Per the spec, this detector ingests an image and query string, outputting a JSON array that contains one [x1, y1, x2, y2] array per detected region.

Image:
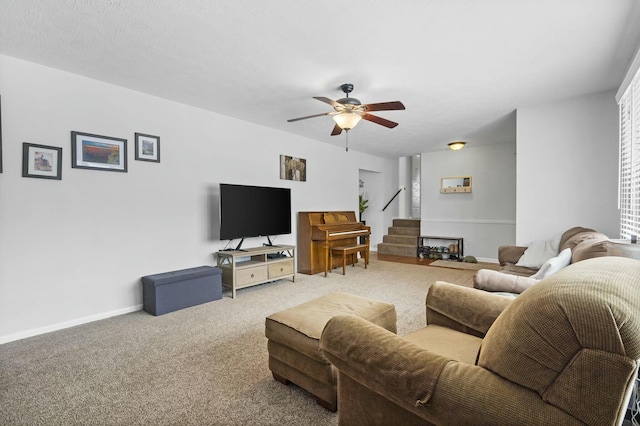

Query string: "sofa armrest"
[[320, 315, 450, 407], [320, 315, 573, 425], [426, 281, 513, 337], [474, 269, 539, 294], [498, 245, 527, 266]]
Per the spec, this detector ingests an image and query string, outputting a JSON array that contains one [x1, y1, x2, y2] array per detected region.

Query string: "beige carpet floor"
[[0, 259, 476, 425]]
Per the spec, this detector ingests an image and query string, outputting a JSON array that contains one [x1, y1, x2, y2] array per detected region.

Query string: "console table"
[[216, 245, 296, 298], [417, 236, 464, 261]]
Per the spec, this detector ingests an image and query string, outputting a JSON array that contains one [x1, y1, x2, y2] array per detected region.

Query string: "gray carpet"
[[0, 258, 476, 425]]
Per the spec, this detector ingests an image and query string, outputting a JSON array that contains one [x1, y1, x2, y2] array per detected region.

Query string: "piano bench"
[[330, 244, 369, 275]]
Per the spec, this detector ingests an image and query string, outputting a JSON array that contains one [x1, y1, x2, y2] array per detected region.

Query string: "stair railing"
[[382, 187, 405, 212]]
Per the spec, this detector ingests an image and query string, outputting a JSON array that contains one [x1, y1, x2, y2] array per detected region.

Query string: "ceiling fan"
[[287, 83, 406, 137]]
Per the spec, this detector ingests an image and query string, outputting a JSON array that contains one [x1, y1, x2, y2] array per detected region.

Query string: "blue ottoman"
[[142, 266, 222, 316]]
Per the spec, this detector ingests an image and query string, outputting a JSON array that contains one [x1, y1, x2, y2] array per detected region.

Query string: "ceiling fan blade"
[[313, 96, 342, 108], [287, 112, 332, 122], [363, 101, 405, 112], [331, 124, 343, 136], [362, 113, 399, 129]]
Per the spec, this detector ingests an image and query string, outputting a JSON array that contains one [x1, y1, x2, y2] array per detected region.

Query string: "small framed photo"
[[71, 131, 127, 172], [280, 155, 306, 182], [135, 133, 160, 163], [22, 143, 62, 180]]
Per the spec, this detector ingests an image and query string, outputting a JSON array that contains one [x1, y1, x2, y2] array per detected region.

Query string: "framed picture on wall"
[[134, 132, 160, 163], [280, 155, 306, 182], [71, 131, 127, 172], [22, 143, 62, 180]]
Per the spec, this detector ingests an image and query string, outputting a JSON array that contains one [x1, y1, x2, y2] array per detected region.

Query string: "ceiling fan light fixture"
[[448, 141, 466, 151], [333, 112, 362, 130]]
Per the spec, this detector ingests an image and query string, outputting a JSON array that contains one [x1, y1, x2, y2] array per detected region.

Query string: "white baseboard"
[[0, 304, 143, 345], [476, 257, 498, 264]]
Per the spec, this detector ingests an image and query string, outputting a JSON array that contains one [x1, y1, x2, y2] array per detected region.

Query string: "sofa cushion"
[[515, 235, 560, 268], [499, 263, 540, 277], [530, 248, 572, 280], [559, 230, 607, 253], [403, 324, 482, 365], [558, 226, 596, 251], [571, 236, 609, 263], [266, 292, 396, 341]]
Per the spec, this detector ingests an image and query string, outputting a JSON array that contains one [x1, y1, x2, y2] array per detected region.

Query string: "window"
[[618, 61, 640, 240]]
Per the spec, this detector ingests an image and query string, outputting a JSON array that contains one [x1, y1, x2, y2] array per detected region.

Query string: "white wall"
[[421, 142, 517, 261], [0, 55, 396, 343], [516, 90, 620, 244], [359, 170, 379, 240], [397, 156, 410, 218]]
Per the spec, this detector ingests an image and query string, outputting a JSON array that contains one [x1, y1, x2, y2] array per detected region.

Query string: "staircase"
[[377, 219, 420, 257]]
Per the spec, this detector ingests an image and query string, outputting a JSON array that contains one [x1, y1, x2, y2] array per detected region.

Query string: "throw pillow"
[[531, 248, 572, 280], [516, 235, 561, 268]]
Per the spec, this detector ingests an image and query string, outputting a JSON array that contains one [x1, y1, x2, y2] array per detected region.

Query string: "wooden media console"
[[216, 245, 296, 298]]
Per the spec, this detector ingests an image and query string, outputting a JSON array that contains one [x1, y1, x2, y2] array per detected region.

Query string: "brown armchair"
[[320, 257, 640, 425]]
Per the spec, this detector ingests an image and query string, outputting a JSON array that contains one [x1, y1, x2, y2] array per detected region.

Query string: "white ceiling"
[[1, 0, 640, 158]]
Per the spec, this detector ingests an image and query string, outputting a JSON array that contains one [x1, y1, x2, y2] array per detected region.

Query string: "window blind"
[[618, 65, 640, 239]]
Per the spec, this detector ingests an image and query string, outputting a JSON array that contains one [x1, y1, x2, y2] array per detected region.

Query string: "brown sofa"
[[473, 227, 610, 294], [320, 257, 640, 425], [499, 226, 609, 276]]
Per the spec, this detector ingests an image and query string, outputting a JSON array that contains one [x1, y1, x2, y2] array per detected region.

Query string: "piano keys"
[[297, 211, 371, 276]]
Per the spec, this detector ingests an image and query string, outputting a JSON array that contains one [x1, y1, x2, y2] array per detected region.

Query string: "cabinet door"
[[268, 260, 294, 279], [236, 266, 268, 286]]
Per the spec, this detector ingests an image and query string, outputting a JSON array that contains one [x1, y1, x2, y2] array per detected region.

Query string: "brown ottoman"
[[265, 292, 397, 412]]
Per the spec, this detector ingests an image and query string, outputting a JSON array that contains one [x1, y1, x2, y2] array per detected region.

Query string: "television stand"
[[215, 245, 296, 298]]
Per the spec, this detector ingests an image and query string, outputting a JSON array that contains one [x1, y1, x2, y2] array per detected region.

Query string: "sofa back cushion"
[[477, 257, 640, 425], [559, 229, 604, 252], [571, 235, 609, 263], [558, 226, 595, 250]]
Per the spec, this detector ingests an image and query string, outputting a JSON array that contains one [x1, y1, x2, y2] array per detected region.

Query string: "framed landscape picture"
[[71, 131, 127, 172], [134, 133, 160, 162], [22, 143, 62, 180]]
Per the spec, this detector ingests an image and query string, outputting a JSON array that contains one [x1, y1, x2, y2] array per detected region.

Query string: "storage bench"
[[142, 266, 222, 316]]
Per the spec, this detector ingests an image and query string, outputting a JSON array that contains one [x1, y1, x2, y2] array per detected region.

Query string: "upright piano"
[[297, 211, 371, 275]]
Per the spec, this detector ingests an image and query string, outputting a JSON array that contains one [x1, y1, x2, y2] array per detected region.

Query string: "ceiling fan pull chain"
[[346, 130, 349, 152]]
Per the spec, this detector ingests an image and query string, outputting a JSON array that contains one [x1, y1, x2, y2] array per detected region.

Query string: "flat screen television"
[[213, 183, 291, 249]]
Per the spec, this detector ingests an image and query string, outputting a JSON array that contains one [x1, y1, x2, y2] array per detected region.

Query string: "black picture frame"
[[22, 143, 62, 180], [135, 132, 160, 163], [71, 131, 127, 172]]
